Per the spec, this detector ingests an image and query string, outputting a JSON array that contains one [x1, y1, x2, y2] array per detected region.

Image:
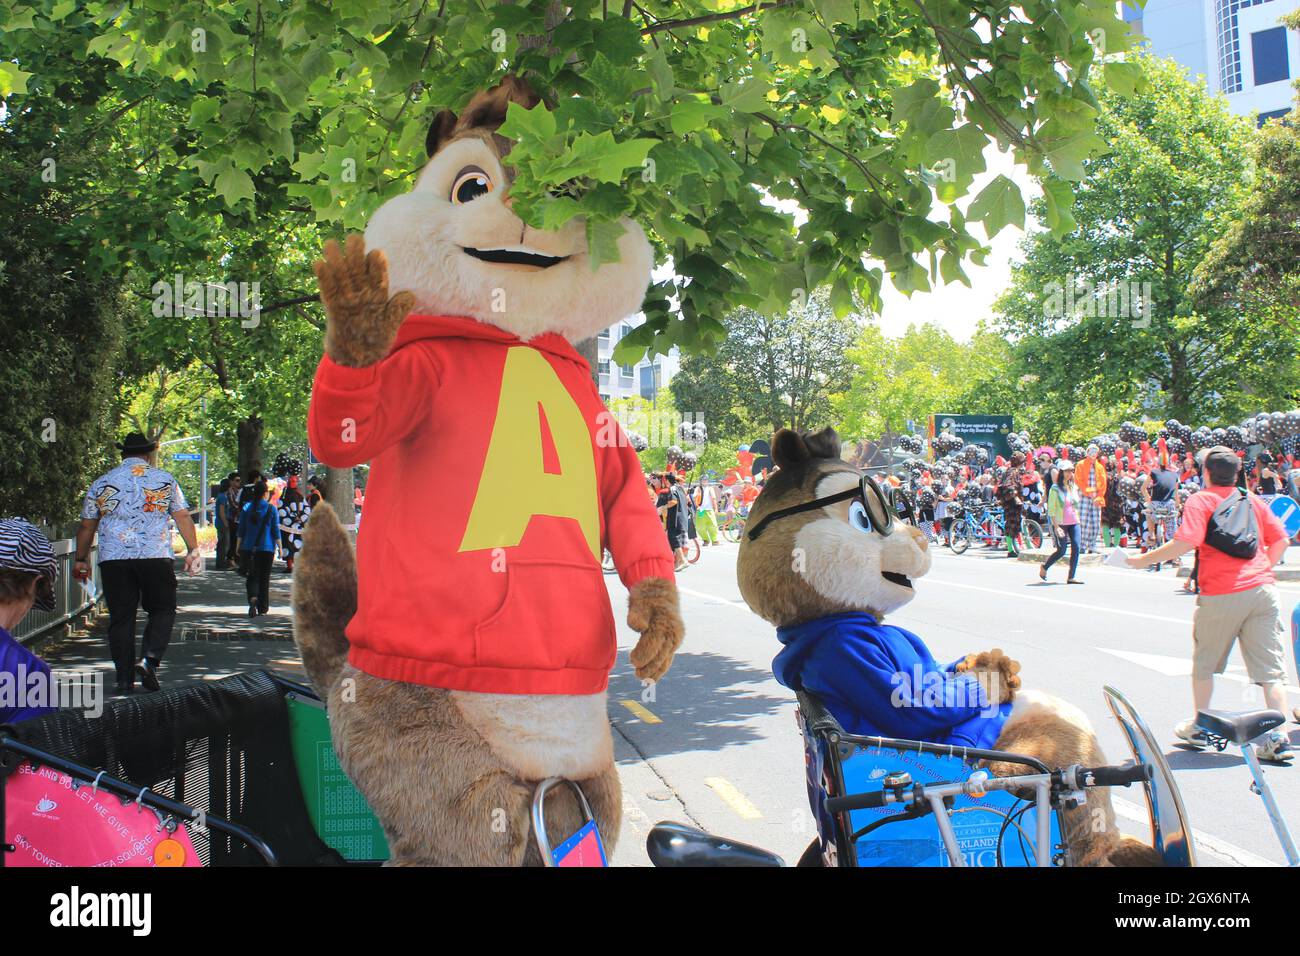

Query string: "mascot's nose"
[[905, 525, 929, 552]]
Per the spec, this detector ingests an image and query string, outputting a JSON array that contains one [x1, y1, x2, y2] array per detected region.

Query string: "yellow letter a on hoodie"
[[459, 346, 600, 560]]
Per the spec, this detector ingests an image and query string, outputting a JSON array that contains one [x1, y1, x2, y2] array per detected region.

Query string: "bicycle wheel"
[[1022, 519, 1045, 551], [685, 538, 702, 564], [722, 519, 744, 544], [949, 520, 971, 554]]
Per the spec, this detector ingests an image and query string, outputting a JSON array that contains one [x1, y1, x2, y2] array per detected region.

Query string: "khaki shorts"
[[1192, 585, 1289, 684]]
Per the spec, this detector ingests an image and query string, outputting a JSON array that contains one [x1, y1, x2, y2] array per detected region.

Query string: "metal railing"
[[12, 536, 100, 647]]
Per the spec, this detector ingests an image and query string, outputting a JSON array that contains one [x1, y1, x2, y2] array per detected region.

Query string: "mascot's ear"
[[426, 109, 459, 157], [771, 429, 810, 470], [460, 73, 542, 133], [804, 427, 842, 461]]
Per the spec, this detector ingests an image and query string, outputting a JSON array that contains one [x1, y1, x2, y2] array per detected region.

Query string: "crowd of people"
[[897, 438, 1298, 587], [645, 471, 762, 569], [5, 427, 1296, 767]]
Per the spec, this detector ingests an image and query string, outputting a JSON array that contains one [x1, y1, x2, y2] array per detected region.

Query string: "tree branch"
[[640, 0, 801, 35]]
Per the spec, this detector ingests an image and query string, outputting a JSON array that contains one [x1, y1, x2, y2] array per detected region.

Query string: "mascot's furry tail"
[[292, 502, 356, 694]]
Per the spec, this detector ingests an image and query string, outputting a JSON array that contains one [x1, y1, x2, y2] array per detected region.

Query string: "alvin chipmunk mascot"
[[293, 75, 684, 865], [737, 427, 1160, 866]]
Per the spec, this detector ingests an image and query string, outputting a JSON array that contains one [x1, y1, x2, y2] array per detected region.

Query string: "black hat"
[[116, 432, 157, 455]]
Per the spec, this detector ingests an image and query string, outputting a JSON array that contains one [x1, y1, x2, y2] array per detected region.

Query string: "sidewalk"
[[36, 559, 307, 694]]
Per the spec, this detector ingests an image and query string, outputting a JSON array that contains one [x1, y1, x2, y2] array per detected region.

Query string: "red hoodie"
[[308, 314, 674, 695]]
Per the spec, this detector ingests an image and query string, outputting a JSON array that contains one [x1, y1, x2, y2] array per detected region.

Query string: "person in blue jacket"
[[237, 480, 279, 617]]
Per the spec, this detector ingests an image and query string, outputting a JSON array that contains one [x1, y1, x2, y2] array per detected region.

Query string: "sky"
[[874, 146, 1039, 342]]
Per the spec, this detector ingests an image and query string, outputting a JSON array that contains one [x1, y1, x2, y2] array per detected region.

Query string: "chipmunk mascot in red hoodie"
[[293, 75, 684, 865]]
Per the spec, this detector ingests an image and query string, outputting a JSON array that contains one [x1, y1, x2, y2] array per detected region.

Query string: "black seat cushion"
[[1196, 708, 1284, 744]]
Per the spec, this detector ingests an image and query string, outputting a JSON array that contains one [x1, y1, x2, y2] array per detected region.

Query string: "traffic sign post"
[[173, 453, 202, 461], [1268, 495, 1300, 539]]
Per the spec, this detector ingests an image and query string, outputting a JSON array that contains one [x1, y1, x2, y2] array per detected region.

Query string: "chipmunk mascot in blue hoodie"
[[737, 427, 1161, 866]]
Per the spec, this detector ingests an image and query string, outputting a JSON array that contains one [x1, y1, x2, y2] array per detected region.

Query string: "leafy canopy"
[[1, 0, 1143, 365]]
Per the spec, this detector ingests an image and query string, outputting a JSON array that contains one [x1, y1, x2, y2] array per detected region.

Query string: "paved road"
[[37, 545, 1297, 867], [606, 541, 1300, 867]]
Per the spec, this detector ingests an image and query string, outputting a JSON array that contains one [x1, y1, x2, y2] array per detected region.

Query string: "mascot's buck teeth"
[[293, 74, 685, 866]]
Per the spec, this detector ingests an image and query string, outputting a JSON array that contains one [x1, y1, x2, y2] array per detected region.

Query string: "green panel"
[[286, 693, 390, 861]]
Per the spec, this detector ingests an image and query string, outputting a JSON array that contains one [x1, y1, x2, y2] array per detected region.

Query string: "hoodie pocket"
[[474, 559, 616, 672]]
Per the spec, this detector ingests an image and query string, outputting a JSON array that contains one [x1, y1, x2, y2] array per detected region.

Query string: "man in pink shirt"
[[1129, 446, 1293, 760]]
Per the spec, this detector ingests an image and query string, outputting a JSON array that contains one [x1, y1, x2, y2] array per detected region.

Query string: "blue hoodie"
[[773, 612, 1011, 749]]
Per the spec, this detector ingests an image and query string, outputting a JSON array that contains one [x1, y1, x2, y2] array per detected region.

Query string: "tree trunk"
[[237, 415, 263, 479], [575, 336, 599, 387], [325, 466, 355, 527]]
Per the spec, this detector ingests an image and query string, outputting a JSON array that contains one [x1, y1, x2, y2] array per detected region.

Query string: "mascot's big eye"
[[451, 168, 493, 204], [848, 500, 874, 534]]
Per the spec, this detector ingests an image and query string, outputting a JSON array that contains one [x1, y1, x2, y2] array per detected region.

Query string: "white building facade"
[[1123, 0, 1299, 122], [595, 317, 680, 404]]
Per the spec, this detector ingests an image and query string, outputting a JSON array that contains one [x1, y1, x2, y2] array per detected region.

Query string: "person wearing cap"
[[1039, 460, 1083, 583], [73, 433, 201, 696], [0, 518, 60, 724], [1128, 446, 1293, 761]]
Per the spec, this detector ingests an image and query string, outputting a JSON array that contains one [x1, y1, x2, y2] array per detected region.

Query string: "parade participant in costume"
[[1101, 454, 1124, 548], [1141, 440, 1181, 571], [737, 427, 1159, 866], [1076, 444, 1107, 553], [996, 453, 1025, 557], [294, 75, 684, 865], [278, 476, 309, 573]]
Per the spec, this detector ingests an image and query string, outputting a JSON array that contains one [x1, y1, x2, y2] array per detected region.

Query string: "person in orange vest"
[[1076, 443, 1107, 553]]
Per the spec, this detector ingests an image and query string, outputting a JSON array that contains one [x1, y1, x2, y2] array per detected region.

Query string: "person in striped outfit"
[[1076, 444, 1107, 553]]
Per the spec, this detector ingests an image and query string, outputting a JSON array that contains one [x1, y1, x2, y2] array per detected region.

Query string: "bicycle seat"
[[1195, 709, 1285, 744], [646, 822, 784, 867]]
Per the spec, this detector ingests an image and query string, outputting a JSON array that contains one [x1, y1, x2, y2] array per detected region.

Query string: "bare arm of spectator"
[[72, 518, 98, 582], [173, 509, 203, 573]]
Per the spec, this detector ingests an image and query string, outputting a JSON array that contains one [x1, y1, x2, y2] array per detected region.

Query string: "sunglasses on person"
[[746, 473, 895, 540]]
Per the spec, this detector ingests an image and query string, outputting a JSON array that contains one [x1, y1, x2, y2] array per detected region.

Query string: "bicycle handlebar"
[[823, 762, 1151, 816], [1077, 762, 1151, 788], [824, 790, 889, 814]]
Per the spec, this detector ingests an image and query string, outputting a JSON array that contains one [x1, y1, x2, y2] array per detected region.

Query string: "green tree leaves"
[[991, 54, 1292, 428], [0, 0, 1142, 365]]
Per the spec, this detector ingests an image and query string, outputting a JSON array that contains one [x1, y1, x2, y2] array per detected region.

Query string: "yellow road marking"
[[619, 700, 662, 724], [705, 777, 763, 819]]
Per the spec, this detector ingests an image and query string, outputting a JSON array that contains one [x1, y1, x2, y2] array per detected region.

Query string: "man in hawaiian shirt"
[[73, 433, 201, 695]]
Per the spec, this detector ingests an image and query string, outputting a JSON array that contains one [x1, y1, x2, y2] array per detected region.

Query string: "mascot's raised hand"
[[314, 234, 415, 369]]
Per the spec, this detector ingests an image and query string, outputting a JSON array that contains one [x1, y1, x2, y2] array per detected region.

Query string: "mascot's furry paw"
[[314, 233, 415, 368], [954, 647, 1022, 704], [627, 577, 684, 681]]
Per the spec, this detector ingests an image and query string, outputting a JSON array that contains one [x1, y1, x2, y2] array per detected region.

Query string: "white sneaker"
[[1256, 732, 1294, 763], [1174, 719, 1209, 747]]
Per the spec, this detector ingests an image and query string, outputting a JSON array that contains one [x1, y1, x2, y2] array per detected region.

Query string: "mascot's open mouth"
[[462, 245, 568, 268], [882, 571, 913, 589]]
